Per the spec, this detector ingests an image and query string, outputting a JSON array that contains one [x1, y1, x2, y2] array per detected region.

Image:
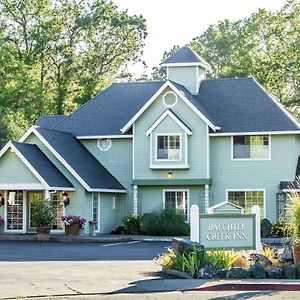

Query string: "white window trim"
[[92, 192, 101, 233], [97, 138, 112, 151], [231, 135, 271, 161], [4, 190, 27, 233], [162, 91, 178, 108], [163, 189, 190, 222], [225, 188, 266, 217], [155, 133, 182, 162]]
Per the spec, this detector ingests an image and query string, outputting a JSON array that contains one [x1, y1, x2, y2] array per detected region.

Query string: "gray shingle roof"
[[53, 82, 165, 136], [11, 141, 73, 189], [35, 127, 125, 191], [195, 78, 300, 133], [36, 115, 66, 129], [162, 45, 209, 67], [46, 78, 299, 137]]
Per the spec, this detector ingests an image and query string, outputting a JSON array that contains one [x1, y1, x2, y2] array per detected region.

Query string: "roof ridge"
[[202, 77, 252, 82]]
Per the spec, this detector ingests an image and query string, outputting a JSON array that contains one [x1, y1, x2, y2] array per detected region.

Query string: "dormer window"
[[156, 134, 181, 160]]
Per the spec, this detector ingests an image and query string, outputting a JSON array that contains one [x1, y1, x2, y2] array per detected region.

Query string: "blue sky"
[[113, 0, 286, 77]]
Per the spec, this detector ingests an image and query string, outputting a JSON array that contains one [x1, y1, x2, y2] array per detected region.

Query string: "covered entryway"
[[0, 141, 74, 234]]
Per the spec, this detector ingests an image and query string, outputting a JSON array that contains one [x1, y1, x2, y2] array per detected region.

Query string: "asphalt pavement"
[[0, 240, 170, 261]]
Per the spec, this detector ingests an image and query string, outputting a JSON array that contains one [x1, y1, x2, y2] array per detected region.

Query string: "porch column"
[[45, 190, 50, 200], [133, 185, 138, 216], [204, 184, 209, 212]]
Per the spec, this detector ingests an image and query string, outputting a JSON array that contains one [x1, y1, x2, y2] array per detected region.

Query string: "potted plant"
[[61, 215, 86, 235], [30, 199, 55, 242], [287, 192, 300, 264]]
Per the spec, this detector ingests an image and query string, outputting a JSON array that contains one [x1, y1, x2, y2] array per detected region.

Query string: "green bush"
[[170, 247, 238, 278], [270, 219, 292, 237], [141, 209, 189, 236], [30, 199, 55, 227], [122, 215, 141, 235]]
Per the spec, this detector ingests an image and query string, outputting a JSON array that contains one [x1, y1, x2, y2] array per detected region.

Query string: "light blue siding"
[[210, 135, 299, 221], [134, 86, 208, 180]]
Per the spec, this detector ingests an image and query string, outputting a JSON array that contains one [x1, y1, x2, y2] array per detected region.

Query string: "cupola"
[[161, 45, 210, 94]]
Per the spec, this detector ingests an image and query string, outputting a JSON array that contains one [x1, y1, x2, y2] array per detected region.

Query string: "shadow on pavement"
[[208, 291, 278, 300]]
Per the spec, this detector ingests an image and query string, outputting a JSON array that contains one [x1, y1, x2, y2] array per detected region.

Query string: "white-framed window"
[[98, 138, 112, 151], [163, 189, 189, 221], [232, 135, 270, 160], [92, 192, 100, 232], [156, 134, 181, 161], [226, 189, 265, 217], [112, 196, 116, 209], [163, 91, 178, 108]]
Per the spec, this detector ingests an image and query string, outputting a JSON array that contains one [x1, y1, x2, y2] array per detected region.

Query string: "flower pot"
[[65, 223, 80, 235], [292, 245, 300, 264], [36, 227, 51, 242]]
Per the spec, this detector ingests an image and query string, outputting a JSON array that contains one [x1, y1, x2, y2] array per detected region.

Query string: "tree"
[[153, 0, 300, 112], [0, 0, 147, 146]]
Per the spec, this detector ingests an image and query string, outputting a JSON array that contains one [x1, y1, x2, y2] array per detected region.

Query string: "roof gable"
[[121, 80, 218, 133], [146, 110, 192, 136], [19, 127, 125, 192], [0, 141, 74, 190]]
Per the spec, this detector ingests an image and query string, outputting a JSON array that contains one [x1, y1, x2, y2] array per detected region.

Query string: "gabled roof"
[[146, 110, 192, 136], [52, 82, 165, 136], [20, 127, 125, 193], [195, 78, 300, 134], [161, 45, 210, 68], [0, 141, 74, 190], [36, 115, 66, 129]]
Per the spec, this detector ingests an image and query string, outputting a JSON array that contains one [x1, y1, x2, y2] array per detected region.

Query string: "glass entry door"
[[6, 190, 25, 232]]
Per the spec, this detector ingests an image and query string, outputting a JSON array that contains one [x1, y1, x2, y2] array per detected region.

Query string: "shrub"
[[288, 192, 300, 244], [111, 224, 126, 235], [122, 215, 141, 235], [31, 199, 55, 227], [208, 250, 239, 271], [270, 219, 292, 237], [232, 255, 250, 269], [261, 246, 277, 263], [141, 209, 189, 236]]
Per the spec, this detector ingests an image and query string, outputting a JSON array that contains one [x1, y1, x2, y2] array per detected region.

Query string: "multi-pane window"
[[6, 190, 23, 231], [164, 190, 188, 221], [233, 135, 270, 159], [157, 135, 180, 160], [228, 190, 265, 217], [92, 193, 99, 232], [50, 192, 64, 230]]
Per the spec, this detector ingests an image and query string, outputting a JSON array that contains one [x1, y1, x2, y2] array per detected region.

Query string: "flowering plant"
[[0, 216, 4, 225], [61, 215, 86, 229]]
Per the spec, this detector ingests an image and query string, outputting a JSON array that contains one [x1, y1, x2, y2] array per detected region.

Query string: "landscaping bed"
[[156, 239, 300, 280]]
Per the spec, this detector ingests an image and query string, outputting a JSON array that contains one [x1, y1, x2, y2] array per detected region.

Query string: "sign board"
[[199, 214, 256, 250], [190, 204, 261, 252]]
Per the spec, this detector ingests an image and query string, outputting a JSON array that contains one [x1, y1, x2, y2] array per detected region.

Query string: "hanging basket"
[[65, 223, 80, 235]]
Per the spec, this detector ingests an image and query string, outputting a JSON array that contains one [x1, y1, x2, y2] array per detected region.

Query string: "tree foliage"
[[153, 0, 300, 112], [0, 0, 147, 146]]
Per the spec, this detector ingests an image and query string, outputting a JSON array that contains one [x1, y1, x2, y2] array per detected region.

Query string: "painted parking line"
[[102, 240, 141, 247]]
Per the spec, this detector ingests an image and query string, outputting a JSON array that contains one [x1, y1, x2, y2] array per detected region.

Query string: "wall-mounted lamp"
[[0, 193, 4, 207], [168, 171, 173, 179], [10, 147, 15, 153], [62, 192, 70, 207]]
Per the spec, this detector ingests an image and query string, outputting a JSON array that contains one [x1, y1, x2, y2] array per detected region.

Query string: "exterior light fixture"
[[10, 148, 15, 153], [168, 171, 173, 179], [0, 193, 4, 207], [62, 192, 70, 207]]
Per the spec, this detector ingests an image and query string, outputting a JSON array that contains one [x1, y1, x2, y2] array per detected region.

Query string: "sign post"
[[190, 204, 199, 243]]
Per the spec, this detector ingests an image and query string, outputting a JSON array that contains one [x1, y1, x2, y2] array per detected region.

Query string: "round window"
[[98, 139, 112, 151], [163, 92, 178, 107]]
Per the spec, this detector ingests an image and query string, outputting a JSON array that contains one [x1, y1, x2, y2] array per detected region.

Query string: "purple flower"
[[61, 215, 86, 228]]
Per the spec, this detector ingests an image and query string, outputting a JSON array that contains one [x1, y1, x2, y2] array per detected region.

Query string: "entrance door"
[[5, 190, 25, 232], [28, 191, 43, 229]]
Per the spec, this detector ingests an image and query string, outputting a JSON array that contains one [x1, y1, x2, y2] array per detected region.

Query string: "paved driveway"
[[0, 240, 170, 261]]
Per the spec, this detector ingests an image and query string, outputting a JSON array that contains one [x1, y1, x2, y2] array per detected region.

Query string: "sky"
[[113, 0, 287, 77]]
